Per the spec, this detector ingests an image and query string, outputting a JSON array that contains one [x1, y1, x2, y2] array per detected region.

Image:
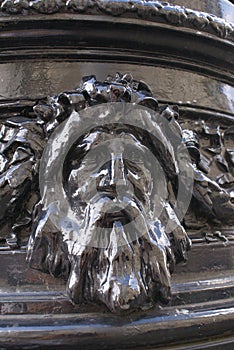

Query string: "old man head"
[[27, 74, 191, 312]]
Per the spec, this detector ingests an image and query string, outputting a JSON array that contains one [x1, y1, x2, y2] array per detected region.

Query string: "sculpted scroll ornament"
[[0, 73, 234, 313]]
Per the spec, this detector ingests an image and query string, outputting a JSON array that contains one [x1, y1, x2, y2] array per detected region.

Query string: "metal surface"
[[0, 0, 233, 349]]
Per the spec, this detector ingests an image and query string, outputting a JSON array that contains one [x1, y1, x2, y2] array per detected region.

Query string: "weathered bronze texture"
[[25, 73, 192, 313], [0, 0, 233, 349]]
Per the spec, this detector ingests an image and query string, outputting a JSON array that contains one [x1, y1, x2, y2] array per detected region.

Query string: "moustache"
[[75, 193, 148, 249], [92, 194, 143, 224]]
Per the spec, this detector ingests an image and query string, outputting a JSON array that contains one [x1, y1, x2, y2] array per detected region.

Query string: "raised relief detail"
[[0, 73, 234, 312], [0, 0, 233, 39]]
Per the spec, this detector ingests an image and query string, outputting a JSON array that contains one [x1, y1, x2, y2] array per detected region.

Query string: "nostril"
[[96, 175, 117, 193], [97, 183, 117, 196], [97, 174, 107, 189]]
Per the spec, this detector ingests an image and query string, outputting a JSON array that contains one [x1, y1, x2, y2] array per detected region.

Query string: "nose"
[[97, 153, 128, 193], [110, 153, 127, 187]]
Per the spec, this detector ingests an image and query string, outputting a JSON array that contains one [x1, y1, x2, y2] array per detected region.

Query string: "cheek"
[[68, 165, 99, 202], [127, 163, 153, 194]]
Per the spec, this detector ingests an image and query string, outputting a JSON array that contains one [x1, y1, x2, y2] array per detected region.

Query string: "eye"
[[85, 146, 110, 166], [124, 147, 144, 163], [97, 154, 111, 167]]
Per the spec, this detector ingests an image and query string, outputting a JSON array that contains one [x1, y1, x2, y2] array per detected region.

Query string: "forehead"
[[79, 126, 149, 151]]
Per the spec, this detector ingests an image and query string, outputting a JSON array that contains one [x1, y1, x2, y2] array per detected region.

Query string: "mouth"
[[77, 193, 149, 248], [97, 208, 133, 227], [82, 192, 146, 230]]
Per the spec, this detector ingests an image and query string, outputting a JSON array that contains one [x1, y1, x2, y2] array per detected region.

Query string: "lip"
[[107, 210, 126, 218], [97, 204, 140, 227]]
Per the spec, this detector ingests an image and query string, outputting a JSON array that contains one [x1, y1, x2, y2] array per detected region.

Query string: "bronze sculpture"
[[27, 73, 192, 312], [1, 73, 233, 313], [0, 0, 233, 348]]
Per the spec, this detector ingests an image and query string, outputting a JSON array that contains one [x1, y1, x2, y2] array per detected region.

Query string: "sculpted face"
[[62, 125, 172, 311], [64, 125, 167, 233], [27, 75, 192, 313], [66, 130, 152, 215]]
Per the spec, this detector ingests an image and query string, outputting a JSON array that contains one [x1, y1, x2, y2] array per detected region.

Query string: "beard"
[[27, 193, 178, 313], [66, 194, 174, 313]]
